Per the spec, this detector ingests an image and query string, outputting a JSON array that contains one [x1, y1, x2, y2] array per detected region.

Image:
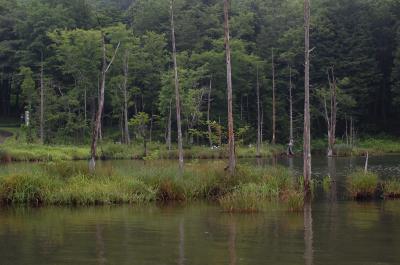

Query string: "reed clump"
[[219, 166, 304, 212], [346, 170, 378, 199], [382, 179, 400, 199], [0, 162, 301, 210]]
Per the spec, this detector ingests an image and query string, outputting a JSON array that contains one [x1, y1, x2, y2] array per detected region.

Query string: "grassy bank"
[[0, 141, 284, 162], [0, 162, 303, 211], [312, 137, 400, 156]]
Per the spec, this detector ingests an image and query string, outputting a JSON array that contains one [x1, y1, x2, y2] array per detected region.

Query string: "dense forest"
[[1, 0, 400, 145]]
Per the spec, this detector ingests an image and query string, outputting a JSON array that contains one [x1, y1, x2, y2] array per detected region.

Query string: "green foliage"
[[382, 179, 400, 199], [1, 0, 400, 143], [346, 170, 378, 199], [0, 162, 302, 208]]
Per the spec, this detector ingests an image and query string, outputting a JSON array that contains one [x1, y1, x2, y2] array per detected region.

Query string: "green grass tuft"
[[346, 170, 378, 199]]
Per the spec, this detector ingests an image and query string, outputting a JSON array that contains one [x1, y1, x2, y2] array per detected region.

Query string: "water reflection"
[[1, 203, 400, 264], [304, 200, 313, 265], [96, 224, 106, 265], [228, 217, 236, 265], [178, 218, 185, 265]]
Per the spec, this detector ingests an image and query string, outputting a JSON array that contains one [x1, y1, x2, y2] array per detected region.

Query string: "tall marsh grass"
[[0, 162, 301, 211], [346, 170, 378, 199]]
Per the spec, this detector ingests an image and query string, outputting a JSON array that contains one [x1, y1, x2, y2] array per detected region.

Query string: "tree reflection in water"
[[178, 218, 185, 265], [96, 224, 106, 265], [304, 200, 313, 265]]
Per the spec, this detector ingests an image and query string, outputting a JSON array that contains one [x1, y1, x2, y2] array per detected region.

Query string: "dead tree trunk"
[[256, 65, 261, 157], [224, 0, 236, 174], [271, 48, 276, 145], [89, 34, 120, 171], [289, 66, 293, 141], [123, 50, 130, 145], [303, 0, 312, 194], [287, 65, 294, 156], [167, 97, 172, 150], [261, 103, 264, 146], [170, 0, 184, 171], [40, 52, 44, 144], [207, 78, 213, 147], [324, 67, 337, 157]]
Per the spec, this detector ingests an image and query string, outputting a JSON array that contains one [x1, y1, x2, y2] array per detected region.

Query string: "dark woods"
[[1, 0, 400, 145]]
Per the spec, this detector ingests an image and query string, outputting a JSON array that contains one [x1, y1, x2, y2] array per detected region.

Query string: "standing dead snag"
[[224, 0, 236, 174], [89, 33, 120, 172], [303, 0, 312, 194], [256, 65, 261, 157], [40, 51, 44, 144], [122, 49, 131, 145], [207, 77, 213, 147], [324, 67, 337, 157], [170, 0, 184, 171], [271, 48, 276, 145], [287, 65, 294, 156]]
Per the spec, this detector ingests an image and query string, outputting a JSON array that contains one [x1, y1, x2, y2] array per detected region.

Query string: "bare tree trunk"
[[123, 50, 130, 145], [364, 152, 369, 173], [326, 67, 337, 157], [149, 110, 153, 144], [256, 65, 261, 157], [170, 0, 184, 171], [271, 48, 276, 145], [345, 115, 348, 145], [303, 0, 312, 194], [261, 103, 264, 146], [89, 34, 120, 171], [84, 86, 87, 128], [40, 52, 44, 144], [224, 0, 236, 174], [240, 96, 243, 121], [167, 97, 172, 150], [208, 78, 213, 147], [287, 65, 294, 156], [289, 66, 293, 141]]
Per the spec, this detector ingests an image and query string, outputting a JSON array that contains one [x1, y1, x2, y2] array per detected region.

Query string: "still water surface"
[[0, 156, 400, 265]]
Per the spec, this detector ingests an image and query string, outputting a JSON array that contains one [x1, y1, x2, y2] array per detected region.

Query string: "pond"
[[0, 155, 400, 264]]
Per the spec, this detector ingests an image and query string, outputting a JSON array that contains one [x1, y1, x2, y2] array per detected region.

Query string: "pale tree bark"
[[289, 66, 293, 141], [122, 50, 130, 145], [324, 67, 337, 157], [167, 97, 172, 151], [89, 34, 120, 171], [261, 103, 264, 146], [224, 0, 236, 174], [207, 78, 213, 147], [287, 65, 294, 156], [303, 0, 312, 193], [256, 65, 261, 157], [40, 51, 44, 144], [271, 48, 276, 144], [149, 110, 153, 144], [170, 0, 184, 171]]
